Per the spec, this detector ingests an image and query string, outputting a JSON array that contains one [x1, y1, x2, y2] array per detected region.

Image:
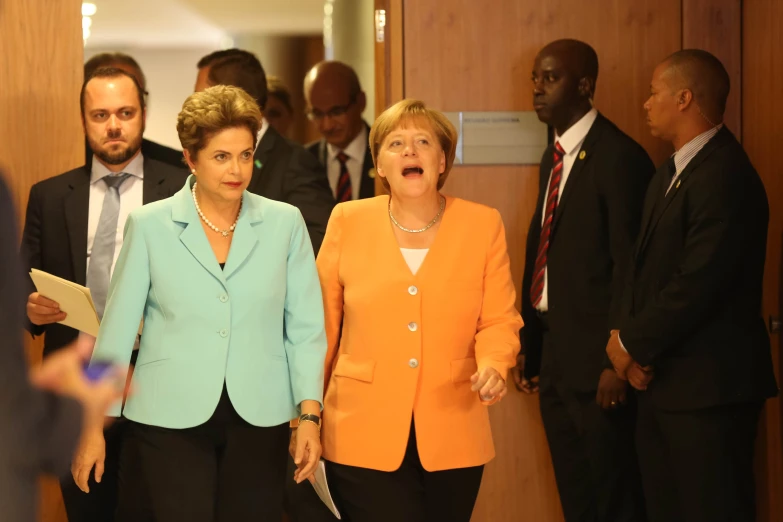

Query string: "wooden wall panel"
[[0, 0, 84, 223], [373, 0, 404, 195], [743, 2, 783, 521], [0, 1, 83, 521], [401, 1, 680, 520], [682, 0, 742, 138]]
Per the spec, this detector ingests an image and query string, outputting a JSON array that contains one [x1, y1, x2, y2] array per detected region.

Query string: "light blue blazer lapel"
[[224, 193, 263, 279], [171, 176, 227, 288]]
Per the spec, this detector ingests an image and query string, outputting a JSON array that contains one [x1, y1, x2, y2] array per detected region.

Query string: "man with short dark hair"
[[516, 39, 653, 522], [21, 67, 187, 522], [606, 49, 778, 522], [84, 52, 185, 169], [304, 60, 376, 201], [194, 48, 263, 93], [195, 49, 334, 254]]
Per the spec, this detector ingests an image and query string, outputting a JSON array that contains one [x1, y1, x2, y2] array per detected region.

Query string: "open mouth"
[[402, 166, 423, 177]]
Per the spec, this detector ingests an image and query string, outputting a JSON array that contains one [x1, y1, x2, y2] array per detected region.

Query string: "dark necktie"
[[664, 156, 677, 196], [336, 151, 352, 202], [530, 142, 565, 308]]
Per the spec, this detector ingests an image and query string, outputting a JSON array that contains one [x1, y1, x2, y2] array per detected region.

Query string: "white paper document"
[[310, 459, 341, 519], [29, 269, 100, 336], [29, 269, 144, 338]]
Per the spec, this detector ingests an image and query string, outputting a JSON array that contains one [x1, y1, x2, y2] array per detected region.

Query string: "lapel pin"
[[579, 150, 586, 160], [369, 168, 377, 179], [254, 159, 262, 169], [675, 179, 681, 189]]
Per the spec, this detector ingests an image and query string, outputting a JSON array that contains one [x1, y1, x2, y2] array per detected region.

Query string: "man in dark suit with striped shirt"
[[607, 49, 777, 522]]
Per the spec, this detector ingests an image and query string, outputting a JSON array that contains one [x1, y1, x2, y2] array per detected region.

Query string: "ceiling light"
[[82, 3, 97, 17]]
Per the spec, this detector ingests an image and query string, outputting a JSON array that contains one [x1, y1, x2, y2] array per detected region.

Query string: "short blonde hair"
[[177, 85, 262, 159], [369, 99, 457, 191]]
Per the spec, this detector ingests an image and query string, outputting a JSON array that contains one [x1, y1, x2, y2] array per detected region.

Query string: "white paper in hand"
[[29, 269, 100, 336], [310, 459, 341, 519]]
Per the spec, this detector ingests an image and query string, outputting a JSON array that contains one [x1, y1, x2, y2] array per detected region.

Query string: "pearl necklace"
[[191, 181, 241, 238], [388, 196, 445, 233]]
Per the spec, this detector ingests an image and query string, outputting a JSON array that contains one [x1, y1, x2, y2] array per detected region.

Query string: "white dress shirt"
[[86, 153, 144, 278], [400, 248, 429, 275], [536, 108, 599, 312], [665, 123, 723, 195], [327, 126, 368, 200]]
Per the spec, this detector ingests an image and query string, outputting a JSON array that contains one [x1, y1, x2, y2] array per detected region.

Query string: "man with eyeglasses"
[[304, 61, 376, 201], [196, 49, 335, 254]]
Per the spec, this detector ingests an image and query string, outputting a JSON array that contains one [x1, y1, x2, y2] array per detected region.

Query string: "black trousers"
[[59, 420, 125, 522], [59, 344, 143, 522], [284, 443, 339, 522], [636, 393, 763, 522], [326, 420, 484, 522], [115, 384, 289, 522], [539, 328, 646, 522]]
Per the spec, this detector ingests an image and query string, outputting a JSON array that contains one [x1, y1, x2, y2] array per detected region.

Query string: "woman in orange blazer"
[[314, 99, 523, 522]]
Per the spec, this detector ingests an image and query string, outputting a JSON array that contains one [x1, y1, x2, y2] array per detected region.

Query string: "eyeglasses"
[[306, 95, 356, 122]]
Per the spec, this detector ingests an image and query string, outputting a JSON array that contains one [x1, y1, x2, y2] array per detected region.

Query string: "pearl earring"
[[191, 169, 196, 175]]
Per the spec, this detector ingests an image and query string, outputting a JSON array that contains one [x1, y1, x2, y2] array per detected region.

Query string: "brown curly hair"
[[177, 85, 262, 159]]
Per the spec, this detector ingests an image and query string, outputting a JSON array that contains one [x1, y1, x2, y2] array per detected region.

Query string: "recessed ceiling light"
[[82, 3, 97, 17]]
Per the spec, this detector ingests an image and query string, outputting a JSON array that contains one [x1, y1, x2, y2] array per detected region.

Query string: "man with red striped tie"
[[304, 61, 377, 203], [513, 40, 654, 522]]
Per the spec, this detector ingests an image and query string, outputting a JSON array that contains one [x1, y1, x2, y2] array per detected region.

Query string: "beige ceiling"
[[85, 0, 324, 48]]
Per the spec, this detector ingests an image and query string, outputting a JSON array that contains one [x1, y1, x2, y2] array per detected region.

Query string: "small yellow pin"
[[369, 168, 377, 179], [579, 150, 586, 160], [675, 179, 681, 189]]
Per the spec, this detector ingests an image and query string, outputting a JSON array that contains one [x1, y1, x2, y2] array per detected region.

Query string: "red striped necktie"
[[530, 141, 565, 308], [336, 151, 352, 202]]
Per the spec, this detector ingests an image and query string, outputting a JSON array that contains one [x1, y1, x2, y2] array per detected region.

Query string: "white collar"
[[553, 108, 598, 155]]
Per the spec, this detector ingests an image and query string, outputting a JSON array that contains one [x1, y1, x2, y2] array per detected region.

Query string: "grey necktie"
[[87, 173, 131, 318]]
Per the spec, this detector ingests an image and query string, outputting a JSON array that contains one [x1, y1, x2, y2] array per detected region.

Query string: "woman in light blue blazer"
[[73, 85, 327, 522]]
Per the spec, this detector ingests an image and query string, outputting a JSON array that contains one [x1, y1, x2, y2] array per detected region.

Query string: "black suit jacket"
[[0, 172, 83, 522], [522, 113, 655, 391], [21, 158, 187, 356], [306, 122, 377, 201], [248, 126, 335, 255], [619, 127, 778, 410]]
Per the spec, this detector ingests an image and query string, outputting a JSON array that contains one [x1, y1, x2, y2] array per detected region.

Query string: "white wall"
[[85, 47, 215, 150]]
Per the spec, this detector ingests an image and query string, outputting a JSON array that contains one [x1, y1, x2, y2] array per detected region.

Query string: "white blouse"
[[400, 248, 429, 275]]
